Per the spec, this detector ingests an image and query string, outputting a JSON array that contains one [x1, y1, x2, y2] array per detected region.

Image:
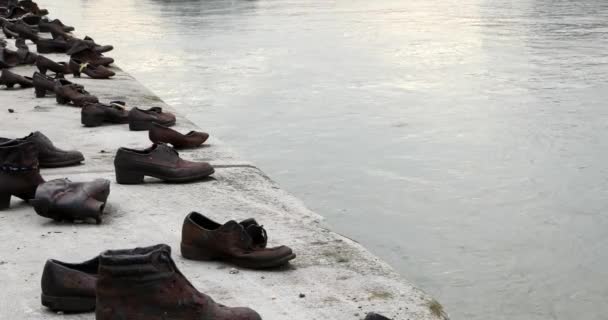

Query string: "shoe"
[[96, 244, 262, 320], [33, 72, 70, 97], [0, 132, 84, 168], [81, 101, 128, 127], [128, 107, 176, 131], [36, 37, 70, 54], [41, 256, 98, 312], [68, 45, 113, 66], [364, 313, 392, 320], [0, 69, 33, 88], [36, 55, 70, 75], [83, 35, 112, 53], [38, 18, 73, 33], [2, 20, 37, 41], [181, 212, 295, 269], [0, 140, 44, 210], [0, 48, 18, 68], [114, 143, 214, 184], [148, 123, 209, 149], [69, 58, 114, 79], [18, 0, 47, 16], [54, 79, 99, 106], [32, 178, 110, 223]]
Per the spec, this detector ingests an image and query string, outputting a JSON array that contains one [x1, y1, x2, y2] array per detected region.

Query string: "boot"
[[96, 244, 262, 320], [41, 255, 98, 312], [148, 123, 209, 149], [68, 45, 113, 67], [31, 178, 110, 223], [38, 18, 73, 33], [54, 79, 99, 106], [2, 20, 37, 41], [0, 69, 33, 88], [0, 141, 44, 210], [36, 37, 70, 54]]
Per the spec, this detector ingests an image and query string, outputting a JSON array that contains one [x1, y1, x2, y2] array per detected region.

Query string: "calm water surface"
[[44, 1, 608, 319]]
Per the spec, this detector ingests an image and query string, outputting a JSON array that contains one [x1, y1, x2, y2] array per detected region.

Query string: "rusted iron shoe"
[[68, 44, 113, 66], [0, 131, 84, 168], [36, 37, 70, 54], [83, 35, 113, 53], [69, 58, 114, 79], [0, 69, 32, 88], [38, 18, 73, 33], [32, 178, 110, 223], [0, 141, 44, 210], [36, 54, 69, 74], [365, 313, 392, 320], [96, 244, 262, 320], [181, 212, 295, 269], [128, 107, 176, 131], [149, 123, 209, 149], [55, 79, 99, 106], [41, 256, 98, 312], [114, 143, 214, 184], [81, 101, 128, 127], [33, 72, 71, 97], [0, 46, 35, 67], [2, 20, 38, 41]]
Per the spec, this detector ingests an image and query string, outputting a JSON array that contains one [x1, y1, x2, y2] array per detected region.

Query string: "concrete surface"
[[0, 41, 448, 319]]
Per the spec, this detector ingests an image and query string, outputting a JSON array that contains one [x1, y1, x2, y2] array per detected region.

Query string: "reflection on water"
[[42, 0, 608, 319]]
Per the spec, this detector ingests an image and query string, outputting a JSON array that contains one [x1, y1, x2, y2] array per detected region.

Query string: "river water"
[[42, 1, 608, 319]]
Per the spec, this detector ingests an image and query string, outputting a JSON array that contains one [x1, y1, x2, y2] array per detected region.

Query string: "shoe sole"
[[115, 166, 215, 184], [40, 156, 85, 168], [181, 243, 296, 269], [41, 293, 95, 313]]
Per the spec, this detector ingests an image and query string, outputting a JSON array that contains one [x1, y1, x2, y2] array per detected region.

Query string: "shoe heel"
[[41, 294, 96, 312], [181, 243, 217, 261], [35, 87, 46, 98], [115, 168, 144, 184], [0, 193, 11, 210]]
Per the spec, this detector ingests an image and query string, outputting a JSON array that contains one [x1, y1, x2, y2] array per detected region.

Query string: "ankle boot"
[[0, 131, 84, 168], [0, 141, 44, 210], [31, 178, 110, 223], [96, 244, 262, 320], [33, 72, 67, 97], [0, 69, 33, 88], [36, 37, 70, 54]]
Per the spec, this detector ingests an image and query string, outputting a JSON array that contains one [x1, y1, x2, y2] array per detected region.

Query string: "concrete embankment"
[[0, 40, 447, 319]]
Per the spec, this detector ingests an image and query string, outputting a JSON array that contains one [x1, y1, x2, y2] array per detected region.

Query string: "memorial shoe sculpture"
[[41, 255, 99, 312], [181, 212, 296, 269], [31, 178, 110, 223], [96, 244, 262, 320], [148, 123, 209, 149], [81, 101, 129, 127], [0, 131, 84, 167], [0, 140, 44, 210]]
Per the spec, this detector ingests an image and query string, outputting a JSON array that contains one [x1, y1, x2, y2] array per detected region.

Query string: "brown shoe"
[[41, 256, 98, 313], [54, 79, 99, 106], [68, 46, 113, 67], [36, 37, 70, 54], [2, 20, 38, 41], [96, 244, 262, 320], [113, 143, 214, 184], [149, 123, 209, 149], [0, 131, 84, 168], [69, 58, 114, 79], [36, 55, 70, 75], [81, 101, 128, 127], [0, 141, 44, 210], [31, 178, 110, 223], [0, 69, 32, 88], [128, 107, 176, 131], [181, 212, 295, 269], [83, 35, 113, 53], [33, 72, 69, 97], [38, 18, 74, 33]]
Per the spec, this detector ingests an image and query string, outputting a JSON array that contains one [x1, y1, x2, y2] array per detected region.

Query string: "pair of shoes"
[[42, 244, 262, 319], [2, 19, 38, 41], [36, 35, 112, 55], [33, 72, 98, 106], [80, 104, 174, 128]]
